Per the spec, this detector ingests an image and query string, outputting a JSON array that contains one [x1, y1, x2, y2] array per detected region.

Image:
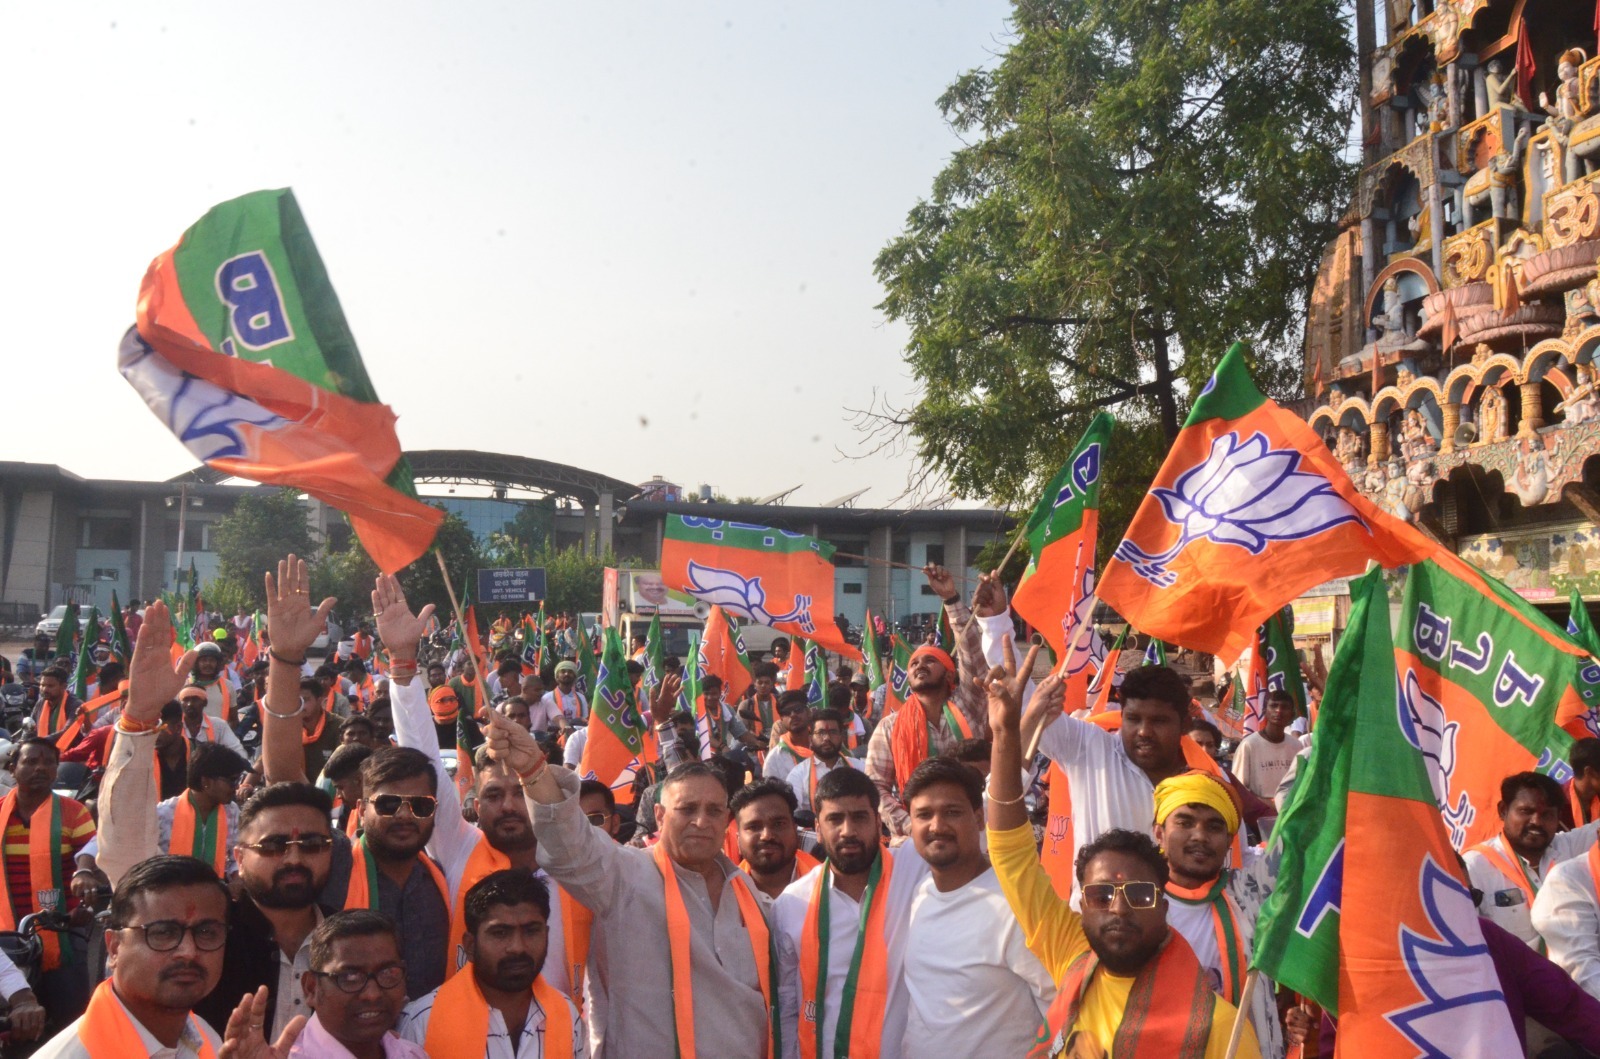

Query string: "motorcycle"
[[0, 688, 28, 739]]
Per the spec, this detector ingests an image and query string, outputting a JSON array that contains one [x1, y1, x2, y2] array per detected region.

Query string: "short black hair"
[[809, 708, 846, 730], [186, 742, 248, 790], [903, 757, 984, 809], [360, 746, 437, 792], [753, 662, 779, 681], [815, 766, 878, 812], [16, 736, 59, 764], [664, 655, 683, 673], [1075, 828, 1170, 888], [497, 659, 522, 679], [40, 666, 69, 684], [427, 661, 447, 674], [1118, 665, 1191, 721], [729, 777, 797, 819], [1500, 771, 1563, 810], [1572, 738, 1600, 778], [299, 677, 323, 697], [308, 910, 398, 972], [345, 659, 368, 674], [778, 690, 811, 714], [108, 855, 225, 930], [770, 637, 790, 653], [324, 743, 376, 784], [948, 738, 991, 764], [160, 700, 183, 724], [701, 674, 724, 692], [341, 714, 376, 737], [97, 661, 125, 685], [237, 782, 334, 836], [1186, 718, 1224, 745], [578, 779, 616, 814], [313, 664, 337, 681], [826, 685, 852, 711], [625, 660, 644, 678], [1265, 688, 1296, 708], [463, 869, 551, 933]]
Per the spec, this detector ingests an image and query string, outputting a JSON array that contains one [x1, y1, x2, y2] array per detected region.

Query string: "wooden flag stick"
[[434, 550, 492, 682], [1021, 589, 1100, 761], [1222, 969, 1260, 1059]]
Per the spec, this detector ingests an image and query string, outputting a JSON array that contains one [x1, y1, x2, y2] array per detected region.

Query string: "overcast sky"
[[1, 2, 1014, 507]]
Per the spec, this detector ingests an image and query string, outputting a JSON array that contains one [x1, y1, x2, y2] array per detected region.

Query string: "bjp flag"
[[1253, 570, 1521, 1057], [700, 605, 754, 705], [579, 628, 649, 805], [121, 189, 442, 573], [1395, 558, 1595, 850], [1098, 343, 1438, 664], [660, 516, 861, 660]]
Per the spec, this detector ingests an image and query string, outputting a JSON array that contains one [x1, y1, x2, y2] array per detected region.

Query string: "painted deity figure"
[[1479, 383, 1510, 443], [1485, 58, 1522, 112], [1511, 434, 1551, 506], [1563, 363, 1600, 424], [1401, 408, 1439, 461], [1375, 278, 1413, 346], [1541, 50, 1586, 123], [1336, 425, 1367, 472]]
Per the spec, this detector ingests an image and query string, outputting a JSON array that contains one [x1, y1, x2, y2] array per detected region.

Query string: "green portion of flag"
[[643, 613, 665, 695], [862, 612, 886, 692], [1020, 412, 1113, 559], [54, 602, 80, 665], [1142, 639, 1167, 666], [664, 515, 836, 560], [888, 635, 913, 703], [801, 641, 825, 707], [1185, 342, 1268, 423], [575, 620, 599, 699], [593, 628, 646, 755], [1261, 610, 1308, 714], [1251, 569, 1382, 1010], [110, 592, 131, 661], [1569, 589, 1600, 657], [71, 607, 99, 699]]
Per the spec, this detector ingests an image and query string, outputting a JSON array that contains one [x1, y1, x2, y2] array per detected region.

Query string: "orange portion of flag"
[[700, 606, 753, 705]]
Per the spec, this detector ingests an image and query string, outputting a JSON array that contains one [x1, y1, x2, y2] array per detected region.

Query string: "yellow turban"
[[1153, 771, 1241, 835]]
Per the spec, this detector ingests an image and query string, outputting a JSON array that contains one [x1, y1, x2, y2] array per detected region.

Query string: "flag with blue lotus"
[[1098, 342, 1440, 664]]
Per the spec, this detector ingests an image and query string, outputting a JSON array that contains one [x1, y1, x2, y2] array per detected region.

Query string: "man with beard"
[[901, 757, 1055, 1056], [32, 855, 236, 1058], [485, 714, 775, 1058], [187, 641, 235, 721], [1470, 772, 1600, 950], [864, 564, 989, 842], [985, 641, 1260, 1059], [541, 662, 586, 724], [33, 667, 82, 741], [761, 694, 813, 785], [785, 710, 864, 814], [177, 686, 247, 755], [730, 779, 818, 900], [774, 767, 929, 1059], [399, 871, 586, 1058]]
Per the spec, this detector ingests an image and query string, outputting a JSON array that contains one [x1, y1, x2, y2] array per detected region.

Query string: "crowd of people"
[[0, 554, 1596, 1057]]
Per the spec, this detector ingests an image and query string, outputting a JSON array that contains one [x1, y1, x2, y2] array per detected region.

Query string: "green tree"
[[872, 0, 1353, 538], [314, 506, 479, 622], [213, 489, 317, 607]]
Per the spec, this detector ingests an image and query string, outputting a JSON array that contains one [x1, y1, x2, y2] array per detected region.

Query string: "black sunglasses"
[[371, 795, 437, 819], [242, 835, 334, 857]]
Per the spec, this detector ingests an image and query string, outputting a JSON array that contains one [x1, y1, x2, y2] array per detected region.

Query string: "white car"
[[34, 604, 79, 639]]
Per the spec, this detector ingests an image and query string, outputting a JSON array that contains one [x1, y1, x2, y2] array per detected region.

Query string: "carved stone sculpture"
[[1485, 58, 1522, 112], [1479, 383, 1510, 443]]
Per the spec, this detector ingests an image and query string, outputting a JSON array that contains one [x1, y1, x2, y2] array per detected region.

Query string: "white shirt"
[[397, 979, 587, 1059], [763, 744, 807, 785], [182, 714, 245, 756], [774, 847, 931, 1059], [274, 906, 323, 1034], [31, 989, 222, 1059], [1533, 851, 1600, 1000], [543, 688, 587, 721], [563, 727, 588, 769], [1231, 730, 1301, 801], [1467, 823, 1600, 948], [900, 868, 1055, 1056], [524, 696, 565, 733], [785, 757, 865, 814]]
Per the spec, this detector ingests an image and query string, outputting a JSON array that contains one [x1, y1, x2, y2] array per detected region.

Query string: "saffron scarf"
[[53, 688, 121, 753], [739, 848, 821, 884], [1469, 833, 1541, 909], [36, 695, 73, 739], [889, 709, 938, 790], [345, 836, 452, 976], [423, 964, 574, 1059], [77, 980, 218, 1058], [169, 792, 228, 877], [0, 792, 65, 969], [652, 841, 777, 1058], [778, 734, 813, 764], [1030, 930, 1215, 1059], [1572, 782, 1599, 827], [796, 850, 895, 1059], [301, 711, 328, 746], [1165, 874, 1246, 1005]]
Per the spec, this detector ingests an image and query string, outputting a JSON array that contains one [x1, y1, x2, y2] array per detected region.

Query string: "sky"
[[1, 2, 1016, 507]]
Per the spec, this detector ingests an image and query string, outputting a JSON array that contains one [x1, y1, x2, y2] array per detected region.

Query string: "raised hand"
[[264, 555, 335, 660], [124, 601, 198, 726], [923, 563, 957, 602], [219, 986, 305, 1059], [370, 573, 435, 663], [651, 672, 683, 717], [484, 706, 545, 777], [971, 570, 1010, 618], [984, 633, 1041, 735]]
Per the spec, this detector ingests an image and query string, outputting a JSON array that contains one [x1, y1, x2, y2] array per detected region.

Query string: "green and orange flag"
[[579, 627, 649, 805], [1099, 343, 1438, 663], [660, 515, 861, 660], [861, 610, 887, 698], [1254, 569, 1521, 1055], [699, 605, 754, 705], [120, 189, 442, 573], [109, 591, 131, 662], [885, 635, 913, 715], [1397, 557, 1594, 848]]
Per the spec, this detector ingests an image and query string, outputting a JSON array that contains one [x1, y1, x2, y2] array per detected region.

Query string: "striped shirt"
[[5, 797, 95, 916]]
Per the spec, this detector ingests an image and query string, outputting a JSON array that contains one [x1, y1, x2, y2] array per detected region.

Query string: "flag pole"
[[434, 550, 489, 681], [1022, 589, 1100, 761], [1222, 970, 1260, 1059]]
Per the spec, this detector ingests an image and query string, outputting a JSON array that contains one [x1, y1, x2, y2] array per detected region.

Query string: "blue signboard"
[[476, 568, 547, 604]]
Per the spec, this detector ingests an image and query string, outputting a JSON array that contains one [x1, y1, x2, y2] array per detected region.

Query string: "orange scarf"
[[37, 695, 72, 739], [778, 734, 813, 764], [169, 792, 228, 877], [345, 836, 452, 977], [653, 841, 776, 1058], [53, 688, 121, 752], [188, 679, 233, 723], [185, 715, 220, 748], [796, 850, 895, 1059], [1469, 834, 1540, 908], [890, 707, 937, 789], [0, 792, 65, 969], [1165, 875, 1247, 1005], [301, 711, 328, 746], [1572, 782, 1599, 827], [1030, 930, 1215, 1059], [77, 980, 217, 1058], [740, 848, 821, 885], [423, 963, 574, 1059]]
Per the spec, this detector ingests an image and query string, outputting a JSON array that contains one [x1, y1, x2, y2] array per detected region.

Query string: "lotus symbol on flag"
[[685, 561, 813, 632], [1388, 855, 1513, 1057], [1113, 431, 1365, 587], [1398, 668, 1475, 848]]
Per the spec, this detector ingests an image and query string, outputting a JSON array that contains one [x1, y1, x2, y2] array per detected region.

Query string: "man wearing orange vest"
[[863, 566, 990, 842], [399, 870, 585, 1058], [370, 573, 593, 1032]]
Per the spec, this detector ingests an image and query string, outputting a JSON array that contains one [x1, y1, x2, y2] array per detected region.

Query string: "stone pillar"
[[597, 491, 614, 558], [1371, 421, 1391, 463], [582, 503, 597, 557], [1519, 380, 1545, 437], [1440, 401, 1461, 453], [1361, 217, 1379, 339]]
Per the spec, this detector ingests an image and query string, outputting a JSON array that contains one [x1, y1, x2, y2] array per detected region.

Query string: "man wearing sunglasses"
[[985, 640, 1261, 1058]]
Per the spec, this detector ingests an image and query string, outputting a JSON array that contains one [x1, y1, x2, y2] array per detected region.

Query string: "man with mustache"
[[1469, 772, 1600, 950], [285, 911, 425, 1058], [774, 767, 929, 1058], [730, 779, 818, 901], [785, 710, 864, 815], [984, 643, 1260, 1058], [399, 871, 585, 1058]]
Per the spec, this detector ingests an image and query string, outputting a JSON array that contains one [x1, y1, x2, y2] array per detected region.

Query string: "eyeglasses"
[[1081, 881, 1162, 911], [313, 964, 406, 994], [585, 812, 609, 827], [120, 919, 228, 952], [371, 795, 437, 818], [241, 835, 334, 857]]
